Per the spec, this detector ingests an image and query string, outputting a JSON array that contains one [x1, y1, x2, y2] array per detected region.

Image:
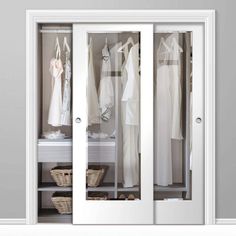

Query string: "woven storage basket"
[[50, 166, 72, 187], [51, 192, 72, 214], [87, 192, 108, 200], [86, 165, 107, 187]]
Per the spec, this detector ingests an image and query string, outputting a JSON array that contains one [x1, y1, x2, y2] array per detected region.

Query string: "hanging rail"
[[40, 26, 72, 34]]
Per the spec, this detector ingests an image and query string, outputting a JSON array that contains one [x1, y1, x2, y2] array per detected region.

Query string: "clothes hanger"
[[63, 37, 71, 53], [159, 37, 171, 52], [55, 36, 61, 59], [63, 37, 71, 62], [104, 37, 109, 51], [117, 36, 135, 52], [102, 37, 110, 60], [171, 37, 183, 53], [156, 37, 170, 60]]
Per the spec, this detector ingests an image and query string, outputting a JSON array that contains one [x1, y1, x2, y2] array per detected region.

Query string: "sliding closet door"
[[154, 24, 204, 224], [73, 24, 153, 224]]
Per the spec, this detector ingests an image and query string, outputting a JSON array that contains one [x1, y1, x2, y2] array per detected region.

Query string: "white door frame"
[[26, 10, 215, 224]]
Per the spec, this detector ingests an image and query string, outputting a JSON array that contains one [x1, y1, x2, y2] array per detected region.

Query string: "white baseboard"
[[0, 218, 234, 225], [216, 218, 236, 225], [0, 218, 26, 224]]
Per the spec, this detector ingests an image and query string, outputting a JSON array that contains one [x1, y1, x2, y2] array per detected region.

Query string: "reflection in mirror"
[[154, 32, 192, 201], [85, 32, 141, 200]]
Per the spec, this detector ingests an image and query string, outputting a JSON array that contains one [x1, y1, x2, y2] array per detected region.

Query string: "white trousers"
[[122, 102, 139, 188]]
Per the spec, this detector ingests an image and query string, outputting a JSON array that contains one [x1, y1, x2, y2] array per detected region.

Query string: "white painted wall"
[[0, 0, 232, 219]]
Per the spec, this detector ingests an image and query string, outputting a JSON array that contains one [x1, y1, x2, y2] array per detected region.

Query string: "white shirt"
[[121, 43, 140, 126], [87, 38, 100, 126], [98, 43, 114, 120], [48, 58, 63, 127]]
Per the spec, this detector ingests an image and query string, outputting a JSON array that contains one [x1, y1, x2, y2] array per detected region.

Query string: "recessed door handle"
[[196, 117, 202, 124], [75, 117, 82, 123]]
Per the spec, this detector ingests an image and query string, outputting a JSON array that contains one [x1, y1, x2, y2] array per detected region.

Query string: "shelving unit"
[[37, 137, 117, 223], [37, 138, 73, 223]]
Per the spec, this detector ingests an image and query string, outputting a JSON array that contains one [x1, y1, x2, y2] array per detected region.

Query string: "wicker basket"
[[51, 192, 72, 214], [87, 192, 108, 200], [86, 165, 107, 187], [50, 166, 72, 187]]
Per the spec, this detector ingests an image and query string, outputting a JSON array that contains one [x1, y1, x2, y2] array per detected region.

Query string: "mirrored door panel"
[[154, 32, 192, 200], [154, 25, 204, 224], [73, 24, 153, 224], [86, 32, 141, 201]]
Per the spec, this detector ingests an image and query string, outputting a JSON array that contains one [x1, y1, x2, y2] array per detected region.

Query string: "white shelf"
[[38, 183, 187, 192], [38, 183, 72, 192], [38, 138, 116, 146], [117, 184, 139, 192], [38, 138, 116, 163], [154, 183, 187, 192], [87, 183, 115, 192]]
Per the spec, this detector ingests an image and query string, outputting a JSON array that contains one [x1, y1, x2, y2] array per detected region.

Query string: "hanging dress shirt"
[[61, 38, 72, 126], [87, 38, 100, 126], [48, 39, 63, 127], [98, 42, 114, 121], [110, 42, 122, 73], [121, 43, 140, 188]]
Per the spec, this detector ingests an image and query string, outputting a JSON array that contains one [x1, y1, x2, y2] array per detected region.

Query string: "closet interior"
[[37, 24, 73, 223], [36, 24, 193, 223]]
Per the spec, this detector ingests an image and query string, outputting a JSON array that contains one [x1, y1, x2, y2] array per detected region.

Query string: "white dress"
[[154, 40, 172, 186], [154, 37, 183, 186], [61, 51, 71, 126], [48, 58, 63, 127], [110, 42, 122, 73], [169, 38, 183, 139], [98, 43, 114, 121], [121, 43, 140, 188], [87, 38, 100, 126]]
